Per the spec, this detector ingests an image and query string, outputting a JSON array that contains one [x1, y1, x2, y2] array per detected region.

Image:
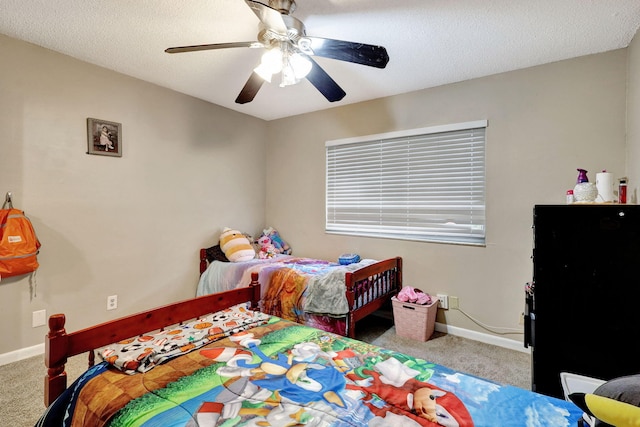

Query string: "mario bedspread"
[[37, 316, 582, 427]]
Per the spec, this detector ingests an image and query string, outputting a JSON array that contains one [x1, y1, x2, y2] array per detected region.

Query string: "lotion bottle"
[[573, 169, 597, 202]]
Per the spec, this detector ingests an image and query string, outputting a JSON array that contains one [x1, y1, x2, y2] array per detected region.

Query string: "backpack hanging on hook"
[[0, 192, 41, 280]]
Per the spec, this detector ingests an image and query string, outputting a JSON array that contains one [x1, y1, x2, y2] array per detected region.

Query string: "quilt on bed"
[[38, 315, 582, 427]]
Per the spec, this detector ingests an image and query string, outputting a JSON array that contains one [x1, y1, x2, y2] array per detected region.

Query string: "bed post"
[[345, 274, 356, 339], [199, 248, 208, 274], [249, 272, 260, 310], [44, 314, 69, 407], [396, 256, 403, 293]]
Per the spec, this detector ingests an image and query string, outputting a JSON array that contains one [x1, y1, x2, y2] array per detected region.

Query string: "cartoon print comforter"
[[37, 316, 583, 427]]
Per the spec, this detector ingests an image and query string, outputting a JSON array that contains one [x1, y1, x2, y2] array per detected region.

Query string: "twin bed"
[[197, 248, 403, 338], [38, 252, 584, 426]]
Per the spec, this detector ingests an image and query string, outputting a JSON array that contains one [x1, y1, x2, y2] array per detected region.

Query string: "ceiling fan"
[[165, 0, 389, 104]]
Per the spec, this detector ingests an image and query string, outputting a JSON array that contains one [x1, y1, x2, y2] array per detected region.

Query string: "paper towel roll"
[[596, 172, 614, 202]]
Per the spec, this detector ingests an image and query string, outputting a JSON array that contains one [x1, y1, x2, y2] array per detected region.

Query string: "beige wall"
[[0, 35, 267, 355], [628, 31, 640, 201], [266, 50, 628, 343], [0, 31, 634, 357]]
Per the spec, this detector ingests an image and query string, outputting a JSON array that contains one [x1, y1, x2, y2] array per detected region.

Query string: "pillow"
[[219, 227, 255, 262], [594, 374, 640, 407], [569, 374, 640, 427], [205, 244, 229, 263]]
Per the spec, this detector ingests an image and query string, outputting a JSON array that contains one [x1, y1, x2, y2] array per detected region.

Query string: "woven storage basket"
[[392, 296, 438, 341]]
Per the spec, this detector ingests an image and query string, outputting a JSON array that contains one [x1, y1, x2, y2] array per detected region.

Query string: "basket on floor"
[[392, 296, 438, 341]]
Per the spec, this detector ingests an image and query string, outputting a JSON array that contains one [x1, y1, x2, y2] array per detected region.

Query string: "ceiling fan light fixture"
[[279, 51, 311, 87], [254, 47, 283, 82], [296, 37, 314, 55], [255, 42, 311, 86], [289, 52, 312, 78], [253, 62, 273, 83]]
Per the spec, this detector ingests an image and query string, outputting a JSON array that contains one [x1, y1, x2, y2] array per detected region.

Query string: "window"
[[325, 120, 486, 245]]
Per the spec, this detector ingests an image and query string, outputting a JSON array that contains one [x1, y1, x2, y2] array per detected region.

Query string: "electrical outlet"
[[519, 312, 525, 325], [32, 309, 46, 328], [449, 296, 459, 310], [437, 294, 449, 309], [107, 295, 118, 311]]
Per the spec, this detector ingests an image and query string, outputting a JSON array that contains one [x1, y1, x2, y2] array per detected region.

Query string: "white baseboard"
[[0, 343, 44, 366], [435, 322, 531, 354]]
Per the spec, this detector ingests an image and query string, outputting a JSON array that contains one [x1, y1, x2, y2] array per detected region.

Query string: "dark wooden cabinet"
[[525, 205, 640, 398]]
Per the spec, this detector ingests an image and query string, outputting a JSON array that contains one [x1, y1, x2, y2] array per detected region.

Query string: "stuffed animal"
[[257, 235, 277, 259], [219, 227, 256, 262], [261, 227, 291, 255], [570, 392, 640, 427], [569, 374, 640, 427]]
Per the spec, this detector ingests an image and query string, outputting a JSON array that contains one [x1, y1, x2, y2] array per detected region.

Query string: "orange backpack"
[[0, 194, 41, 279]]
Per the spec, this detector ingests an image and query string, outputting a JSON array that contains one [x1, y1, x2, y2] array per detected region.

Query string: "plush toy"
[[570, 392, 640, 427], [219, 227, 256, 262], [569, 374, 640, 427], [257, 235, 277, 259], [261, 227, 291, 255]]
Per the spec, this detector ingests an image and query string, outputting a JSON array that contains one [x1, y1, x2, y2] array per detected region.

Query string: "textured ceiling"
[[1, 0, 640, 121]]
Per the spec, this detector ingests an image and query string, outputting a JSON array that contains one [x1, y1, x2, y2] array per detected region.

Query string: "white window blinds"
[[326, 120, 486, 245]]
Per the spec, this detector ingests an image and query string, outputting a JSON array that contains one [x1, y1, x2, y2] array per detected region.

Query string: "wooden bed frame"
[[199, 249, 403, 339], [44, 274, 261, 407]]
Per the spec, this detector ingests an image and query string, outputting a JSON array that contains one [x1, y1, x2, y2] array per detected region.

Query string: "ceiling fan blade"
[[235, 72, 265, 104], [300, 37, 389, 69], [245, 0, 288, 35], [165, 42, 262, 54], [305, 57, 346, 102]]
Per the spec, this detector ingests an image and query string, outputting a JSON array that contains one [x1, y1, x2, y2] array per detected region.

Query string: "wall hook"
[[3, 192, 13, 209]]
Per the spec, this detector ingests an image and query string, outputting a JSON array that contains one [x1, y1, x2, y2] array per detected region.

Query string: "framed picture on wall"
[[87, 118, 122, 157]]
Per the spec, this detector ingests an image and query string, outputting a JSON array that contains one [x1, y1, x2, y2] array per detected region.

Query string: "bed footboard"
[[44, 274, 260, 407], [344, 257, 402, 338]]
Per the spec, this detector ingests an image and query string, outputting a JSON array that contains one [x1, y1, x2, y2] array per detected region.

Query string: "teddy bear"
[[257, 235, 277, 259], [261, 227, 291, 255]]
